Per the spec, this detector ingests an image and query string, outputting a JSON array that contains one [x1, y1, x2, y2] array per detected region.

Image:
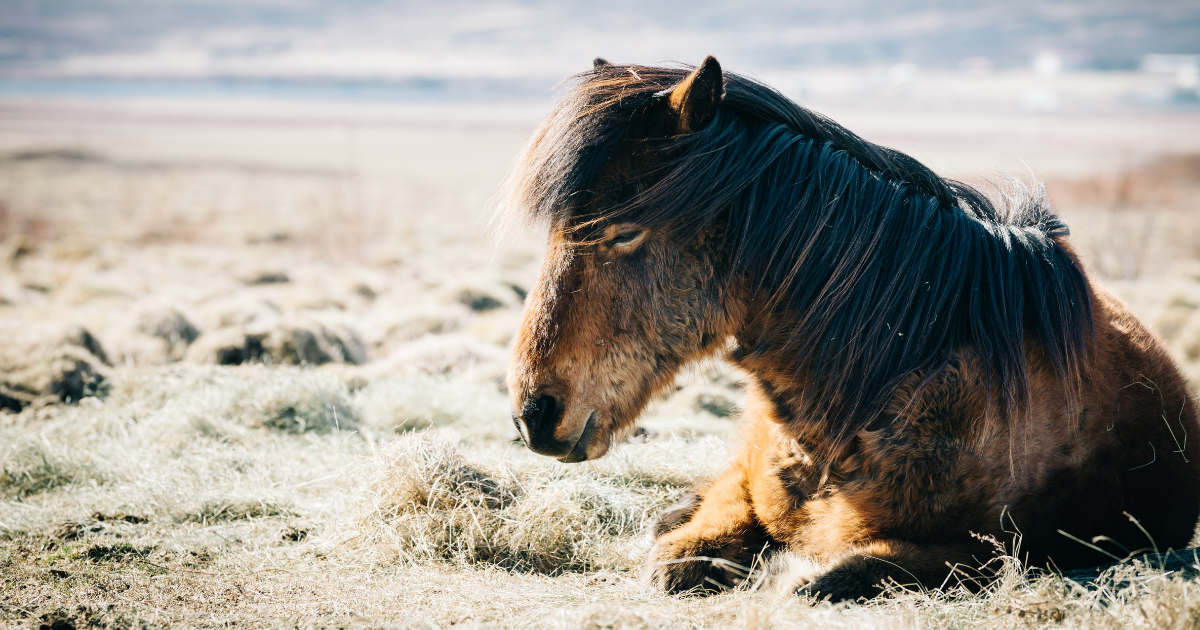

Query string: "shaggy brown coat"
[[504, 57, 1200, 601]]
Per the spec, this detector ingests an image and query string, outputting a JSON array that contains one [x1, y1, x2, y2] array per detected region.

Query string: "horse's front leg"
[[791, 539, 993, 601], [646, 451, 771, 592]]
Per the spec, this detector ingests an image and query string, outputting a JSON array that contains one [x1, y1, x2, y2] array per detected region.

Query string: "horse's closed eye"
[[609, 231, 642, 245], [605, 228, 648, 251]]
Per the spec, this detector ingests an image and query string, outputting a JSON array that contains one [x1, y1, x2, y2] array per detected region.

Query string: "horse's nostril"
[[514, 394, 569, 456], [524, 394, 558, 428]]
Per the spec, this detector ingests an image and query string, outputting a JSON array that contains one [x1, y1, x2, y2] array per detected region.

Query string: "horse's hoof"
[[646, 541, 735, 595], [794, 564, 885, 602]]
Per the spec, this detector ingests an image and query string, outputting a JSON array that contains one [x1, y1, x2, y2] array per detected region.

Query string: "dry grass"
[[1041, 153, 1200, 387], [1047, 154, 1200, 279], [4, 380, 1200, 629], [1, 139, 1200, 628]]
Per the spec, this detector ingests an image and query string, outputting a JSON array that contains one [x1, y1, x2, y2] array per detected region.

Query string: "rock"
[[458, 288, 505, 312], [59, 325, 109, 365], [136, 306, 201, 361], [244, 271, 290, 285], [448, 281, 521, 313], [185, 327, 266, 366], [185, 317, 367, 366], [263, 319, 367, 366], [0, 323, 109, 411]]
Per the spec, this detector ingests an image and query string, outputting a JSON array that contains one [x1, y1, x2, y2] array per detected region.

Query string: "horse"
[[500, 56, 1200, 601]]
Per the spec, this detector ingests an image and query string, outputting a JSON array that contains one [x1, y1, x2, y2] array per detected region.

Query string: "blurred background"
[[1, 0, 1200, 408], [2, 0, 1200, 106], [3, 1, 1200, 161]]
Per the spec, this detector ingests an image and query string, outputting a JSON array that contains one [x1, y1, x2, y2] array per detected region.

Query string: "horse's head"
[[507, 57, 738, 462]]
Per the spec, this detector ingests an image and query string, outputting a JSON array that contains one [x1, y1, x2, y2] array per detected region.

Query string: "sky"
[[1, 0, 1198, 86]]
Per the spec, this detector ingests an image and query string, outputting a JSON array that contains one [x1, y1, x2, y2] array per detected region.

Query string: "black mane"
[[502, 63, 1094, 446]]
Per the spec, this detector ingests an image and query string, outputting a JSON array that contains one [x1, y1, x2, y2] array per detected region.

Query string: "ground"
[[3, 78, 1200, 628]]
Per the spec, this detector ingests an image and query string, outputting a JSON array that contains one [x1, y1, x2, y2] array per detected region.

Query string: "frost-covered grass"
[[3, 365, 1200, 629], [2, 134, 1200, 628]]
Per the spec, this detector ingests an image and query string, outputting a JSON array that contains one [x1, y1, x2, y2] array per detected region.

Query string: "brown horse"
[[501, 56, 1200, 600]]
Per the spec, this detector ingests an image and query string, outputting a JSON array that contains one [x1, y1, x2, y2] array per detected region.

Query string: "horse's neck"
[[729, 327, 826, 442]]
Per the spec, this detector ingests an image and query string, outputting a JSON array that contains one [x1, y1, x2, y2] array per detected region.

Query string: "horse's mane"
[[501, 63, 1094, 446]]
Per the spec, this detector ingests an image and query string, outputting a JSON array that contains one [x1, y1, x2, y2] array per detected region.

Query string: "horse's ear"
[[667, 56, 724, 134], [593, 57, 610, 70]]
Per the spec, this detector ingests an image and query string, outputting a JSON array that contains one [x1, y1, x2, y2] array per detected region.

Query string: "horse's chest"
[[749, 421, 990, 554]]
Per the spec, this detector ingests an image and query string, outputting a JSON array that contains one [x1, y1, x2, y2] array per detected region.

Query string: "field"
[[3, 90, 1200, 629]]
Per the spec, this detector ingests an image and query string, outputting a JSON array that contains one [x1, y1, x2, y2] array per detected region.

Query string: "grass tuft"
[[179, 498, 295, 524], [0, 437, 111, 500], [335, 432, 717, 575], [84, 543, 153, 563]]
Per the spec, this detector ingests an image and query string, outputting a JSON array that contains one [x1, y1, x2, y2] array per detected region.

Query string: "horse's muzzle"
[[512, 395, 597, 462]]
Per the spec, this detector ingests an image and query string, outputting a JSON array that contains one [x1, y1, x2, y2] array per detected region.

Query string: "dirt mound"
[[185, 317, 367, 366], [446, 280, 524, 313], [127, 305, 203, 363], [0, 323, 109, 411]]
